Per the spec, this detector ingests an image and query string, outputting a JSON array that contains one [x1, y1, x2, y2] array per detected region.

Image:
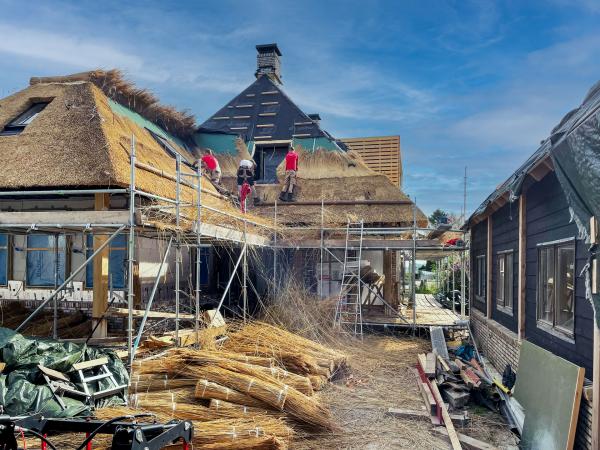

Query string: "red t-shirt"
[[285, 151, 299, 171], [201, 154, 218, 171]]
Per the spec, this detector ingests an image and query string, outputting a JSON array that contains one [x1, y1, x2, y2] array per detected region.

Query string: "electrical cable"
[[17, 428, 56, 450]]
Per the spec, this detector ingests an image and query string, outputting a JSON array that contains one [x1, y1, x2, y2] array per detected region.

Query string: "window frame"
[[536, 239, 576, 338], [0, 102, 50, 136], [0, 234, 10, 286], [475, 254, 486, 301], [25, 234, 68, 288], [496, 250, 514, 315], [84, 234, 128, 290]]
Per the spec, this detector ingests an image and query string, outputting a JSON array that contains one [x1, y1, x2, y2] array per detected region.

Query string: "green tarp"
[[0, 327, 128, 417]]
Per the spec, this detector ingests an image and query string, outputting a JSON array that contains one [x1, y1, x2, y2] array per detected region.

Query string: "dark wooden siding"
[[470, 218, 488, 313], [490, 201, 519, 332], [524, 171, 593, 378]]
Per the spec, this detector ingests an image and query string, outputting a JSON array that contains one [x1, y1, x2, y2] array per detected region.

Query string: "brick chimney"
[[255, 43, 282, 84]]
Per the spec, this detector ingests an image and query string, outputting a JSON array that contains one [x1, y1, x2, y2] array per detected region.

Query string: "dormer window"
[[1, 102, 49, 136]]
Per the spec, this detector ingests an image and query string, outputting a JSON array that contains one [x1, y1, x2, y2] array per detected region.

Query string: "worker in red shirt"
[[279, 146, 299, 202], [199, 149, 221, 185]]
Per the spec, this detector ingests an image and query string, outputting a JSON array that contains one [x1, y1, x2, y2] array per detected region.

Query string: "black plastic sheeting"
[[466, 79, 600, 325], [0, 327, 128, 417]]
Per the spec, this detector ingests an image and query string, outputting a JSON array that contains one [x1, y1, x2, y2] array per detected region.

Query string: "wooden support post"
[[92, 193, 110, 338], [486, 217, 493, 319], [518, 195, 526, 340]]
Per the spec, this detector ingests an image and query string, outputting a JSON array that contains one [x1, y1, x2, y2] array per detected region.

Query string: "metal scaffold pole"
[[175, 154, 181, 346], [53, 233, 59, 340], [243, 219, 248, 323], [461, 166, 467, 318], [195, 162, 202, 347], [273, 199, 278, 289], [411, 199, 417, 330], [320, 197, 324, 297], [127, 134, 136, 369]]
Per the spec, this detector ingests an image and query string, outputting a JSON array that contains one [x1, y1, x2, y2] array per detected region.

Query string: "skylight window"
[[147, 128, 195, 169], [0, 102, 50, 136]]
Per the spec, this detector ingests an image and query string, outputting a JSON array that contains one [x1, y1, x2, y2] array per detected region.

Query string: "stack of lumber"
[[393, 327, 506, 450], [121, 322, 345, 449]]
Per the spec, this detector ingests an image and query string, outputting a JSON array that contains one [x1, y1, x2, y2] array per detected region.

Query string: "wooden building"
[[466, 81, 600, 449]]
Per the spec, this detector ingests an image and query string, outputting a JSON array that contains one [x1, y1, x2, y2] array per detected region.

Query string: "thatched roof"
[[217, 143, 427, 227], [0, 75, 270, 233]]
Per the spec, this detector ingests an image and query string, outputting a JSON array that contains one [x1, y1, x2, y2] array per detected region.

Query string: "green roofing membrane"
[[106, 98, 190, 151], [193, 132, 240, 155]]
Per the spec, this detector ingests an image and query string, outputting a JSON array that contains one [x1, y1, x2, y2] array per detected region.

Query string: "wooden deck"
[[363, 293, 467, 329]]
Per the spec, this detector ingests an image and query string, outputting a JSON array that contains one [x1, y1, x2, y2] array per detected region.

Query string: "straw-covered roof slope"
[[216, 142, 427, 227], [0, 73, 271, 233]]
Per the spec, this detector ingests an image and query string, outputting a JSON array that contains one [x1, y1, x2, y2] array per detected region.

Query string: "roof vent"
[[255, 43, 282, 84]]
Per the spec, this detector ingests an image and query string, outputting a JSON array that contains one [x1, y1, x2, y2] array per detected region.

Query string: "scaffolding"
[[3, 134, 470, 369]]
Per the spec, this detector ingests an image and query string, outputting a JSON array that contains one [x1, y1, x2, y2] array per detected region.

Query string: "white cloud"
[[0, 23, 144, 74]]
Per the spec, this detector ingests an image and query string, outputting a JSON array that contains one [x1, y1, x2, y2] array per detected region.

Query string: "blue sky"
[[1, 0, 600, 218]]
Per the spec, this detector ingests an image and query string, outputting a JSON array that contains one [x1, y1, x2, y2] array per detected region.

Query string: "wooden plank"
[[433, 428, 499, 450], [425, 353, 437, 377], [429, 381, 463, 450], [386, 407, 430, 420], [486, 217, 493, 319], [0, 210, 131, 225], [109, 308, 197, 320], [38, 364, 69, 382], [518, 194, 526, 339], [73, 357, 109, 371], [412, 368, 440, 424]]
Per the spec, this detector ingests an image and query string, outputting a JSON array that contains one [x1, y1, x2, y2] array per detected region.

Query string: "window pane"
[[538, 247, 554, 323], [506, 253, 513, 308], [86, 234, 94, 288], [0, 248, 7, 285], [11, 102, 48, 126], [556, 246, 575, 332], [28, 234, 53, 249], [27, 234, 66, 287], [109, 249, 126, 289], [497, 255, 505, 306]]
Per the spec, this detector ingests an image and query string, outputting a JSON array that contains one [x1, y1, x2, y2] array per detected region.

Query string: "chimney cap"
[[256, 43, 282, 56], [308, 113, 321, 121]]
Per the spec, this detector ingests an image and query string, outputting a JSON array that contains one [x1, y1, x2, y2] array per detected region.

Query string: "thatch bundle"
[[194, 378, 271, 408], [223, 322, 347, 377]]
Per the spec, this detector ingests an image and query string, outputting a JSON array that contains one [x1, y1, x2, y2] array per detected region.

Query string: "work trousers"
[[281, 170, 297, 194]]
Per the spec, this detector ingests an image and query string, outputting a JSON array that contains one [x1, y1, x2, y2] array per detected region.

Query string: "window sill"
[[536, 320, 575, 344], [497, 304, 513, 316]]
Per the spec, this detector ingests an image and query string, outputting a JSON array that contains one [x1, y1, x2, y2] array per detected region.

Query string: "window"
[[496, 251, 514, 311], [146, 128, 194, 168], [475, 255, 486, 300], [537, 241, 575, 335], [253, 145, 288, 183], [26, 235, 66, 287], [1, 102, 49, 136], [0, 235, 9, 286], [85, 234, 127, 289]]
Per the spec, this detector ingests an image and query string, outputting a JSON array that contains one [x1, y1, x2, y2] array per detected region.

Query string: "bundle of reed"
[[220, 342, 320, 376], [129, 373, 197, 392], [251, 364, 314, 396], [195, 378, 272, 409], [223, 322, 347, 375], [209, 399, 280, 417], [307, 375, 328, 391], [164, 435, 287, 450], [192, 366, 335, 430], [162, 349, 315, 400], [189, 417, 293, 447]]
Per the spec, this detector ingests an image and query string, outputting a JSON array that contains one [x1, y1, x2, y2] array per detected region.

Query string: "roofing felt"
[[199, 75, 328, 142]]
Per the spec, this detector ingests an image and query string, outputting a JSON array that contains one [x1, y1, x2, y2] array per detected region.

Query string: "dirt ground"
[[296, 334, 519, 450]]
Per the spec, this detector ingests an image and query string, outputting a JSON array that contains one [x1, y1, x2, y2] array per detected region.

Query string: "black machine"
[[0, 414, 193, 450]]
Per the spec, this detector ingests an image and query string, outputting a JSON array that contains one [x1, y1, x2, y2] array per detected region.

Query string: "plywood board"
[[513, 341, 584, 450]]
